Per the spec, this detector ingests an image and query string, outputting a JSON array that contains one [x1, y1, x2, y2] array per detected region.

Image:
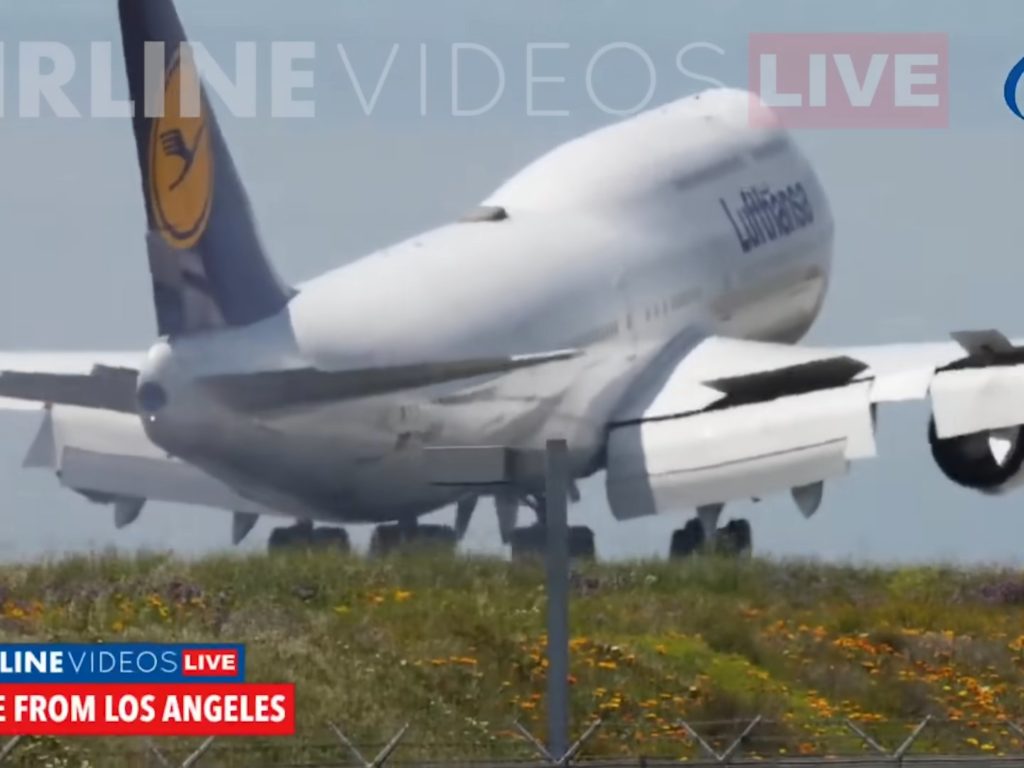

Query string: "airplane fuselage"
[[138, 88, 835, 524]]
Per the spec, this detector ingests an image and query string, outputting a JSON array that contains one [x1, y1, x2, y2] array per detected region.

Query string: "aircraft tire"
[[369, 524, 404, 557], [369, 524, 457, 557], [568, 526, 597, 560], [509, 525, 545, 561], [310, 526, 351, 553], [718, 519, 753, 558], [509, 525, 597, 561], [412, 524, 458, 553], [669, 519, 705, 559], [268, 523, 313, 552]]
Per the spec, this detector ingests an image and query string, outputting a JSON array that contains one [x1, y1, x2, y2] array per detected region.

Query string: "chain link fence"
[[2, 716, 1024, 768]]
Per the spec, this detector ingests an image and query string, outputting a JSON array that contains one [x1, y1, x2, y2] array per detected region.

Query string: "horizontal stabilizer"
[[0, 366, 138, 413]]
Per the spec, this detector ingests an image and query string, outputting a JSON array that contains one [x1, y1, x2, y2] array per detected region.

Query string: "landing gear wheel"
[[416, 524, 459, 551], [268, 524, 350, 554], [310, 527, 351, 553], [509, 524, 546, 561], [369, 524, 403, 557], [268, 523, 312, 552], [369, 524, 458, 557], [508, 525, 597, 561], [568, 526, 597, 560], [717, 519, 752, 558], [669, 519, 705, 559]]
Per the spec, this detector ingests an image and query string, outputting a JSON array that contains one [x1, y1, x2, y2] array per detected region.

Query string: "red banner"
[[0, 684, 295, 736]]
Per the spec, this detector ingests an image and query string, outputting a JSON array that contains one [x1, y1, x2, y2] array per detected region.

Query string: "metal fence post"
[[545, 438, 571, 760]]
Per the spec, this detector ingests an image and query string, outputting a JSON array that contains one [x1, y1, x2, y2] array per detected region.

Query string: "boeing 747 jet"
[[3, 0, 1024, 558]]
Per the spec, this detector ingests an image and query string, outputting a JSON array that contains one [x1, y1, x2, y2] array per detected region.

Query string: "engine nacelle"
[[928, 418, 1024, 494]]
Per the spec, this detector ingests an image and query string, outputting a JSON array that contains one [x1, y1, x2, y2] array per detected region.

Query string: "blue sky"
[[0, 0, 1022, 562]]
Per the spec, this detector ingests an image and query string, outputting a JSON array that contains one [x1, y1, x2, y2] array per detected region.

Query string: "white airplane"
[[4, 0, 1024, 558]]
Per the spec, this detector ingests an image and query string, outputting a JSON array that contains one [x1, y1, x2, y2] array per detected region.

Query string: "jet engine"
[[928, 418, 1024, 493]]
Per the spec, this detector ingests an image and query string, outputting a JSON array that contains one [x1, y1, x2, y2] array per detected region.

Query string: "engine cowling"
[[928, 418, 1024, 493]]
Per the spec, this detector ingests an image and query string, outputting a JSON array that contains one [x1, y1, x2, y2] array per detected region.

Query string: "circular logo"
[[1006, 55, 1024, 121], [148, 51, 213, 250]]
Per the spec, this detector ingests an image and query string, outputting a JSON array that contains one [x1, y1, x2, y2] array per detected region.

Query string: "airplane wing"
[[0, 349, 581, 413], [0, 349, 581, 545], [198, 349, 581, 412], [605, 330, 1024, 520]]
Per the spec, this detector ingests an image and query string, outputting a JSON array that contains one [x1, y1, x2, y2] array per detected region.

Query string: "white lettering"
[[834, 53, 887, 107], [894, 53, 939, 107], [90, 42, 132, 118], [193, 42, 258, 118], [526, 43, 569, 117], [676, 42, 726, 91], [451, 43, 504, 117], [758, 53, 801, 107], [337, 43, 399, 116], [19, 42, 80, 118], [587, 42, 657, 116], [271, 42, 316, 118]]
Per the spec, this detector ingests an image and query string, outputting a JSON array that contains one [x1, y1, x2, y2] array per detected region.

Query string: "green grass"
[[1, 551, 1024, 766]]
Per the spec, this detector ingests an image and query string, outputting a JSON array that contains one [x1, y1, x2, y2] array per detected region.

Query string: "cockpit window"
[[459, 205, 509, 223]]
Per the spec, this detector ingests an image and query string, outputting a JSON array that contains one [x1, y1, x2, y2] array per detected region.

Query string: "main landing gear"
[[669, 504, 752, 559], [507, 493, 596, 562], [267, 521, 351, 553], [366, 495, 484, 556], [368, 520, 459, 557]]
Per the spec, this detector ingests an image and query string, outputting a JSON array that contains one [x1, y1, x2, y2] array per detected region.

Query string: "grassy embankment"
[[0, 551, 1023, 765]]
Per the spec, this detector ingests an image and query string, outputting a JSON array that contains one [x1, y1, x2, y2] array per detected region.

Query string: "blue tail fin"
[[119, 0, 293, 336]]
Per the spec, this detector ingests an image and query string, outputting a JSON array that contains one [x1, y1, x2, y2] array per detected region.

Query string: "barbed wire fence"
[[2, 716, 1024, 767]]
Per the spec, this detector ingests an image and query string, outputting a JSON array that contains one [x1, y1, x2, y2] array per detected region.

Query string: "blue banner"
[[0, 644, 245, 683]]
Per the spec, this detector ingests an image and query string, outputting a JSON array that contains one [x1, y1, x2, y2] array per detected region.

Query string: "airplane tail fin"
[[119, 0, 294, 337]]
